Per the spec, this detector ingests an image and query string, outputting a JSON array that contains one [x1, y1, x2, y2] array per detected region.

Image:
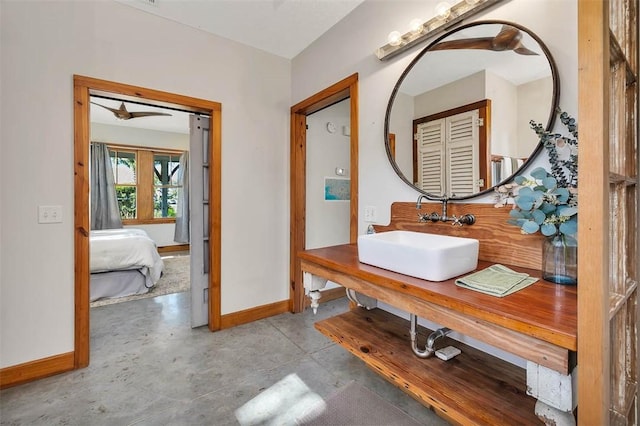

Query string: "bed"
[[90, 228, 165, 302]]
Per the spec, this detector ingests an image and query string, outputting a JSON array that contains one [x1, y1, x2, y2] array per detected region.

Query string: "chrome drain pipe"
[[410, 314, 452, 358]]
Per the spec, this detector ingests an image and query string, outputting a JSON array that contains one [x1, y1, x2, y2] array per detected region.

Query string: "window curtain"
[[90, 142, 123, 230], [174, 151, 190, 243]]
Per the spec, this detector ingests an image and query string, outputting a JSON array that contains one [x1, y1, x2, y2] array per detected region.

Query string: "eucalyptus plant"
[[508, 167, 577, 237], [495, 109, 578, 238], [529, 109, 578, 190]]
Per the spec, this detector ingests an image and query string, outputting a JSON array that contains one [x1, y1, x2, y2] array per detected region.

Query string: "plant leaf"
[[532, 209, 546, 224], [542, 177, 557, 189], [531, 190, 545, 209], [522, 220, 540, 234], [514, 175, 527, 185], [541, 223, 557, 236], [518, 186, 534, 197], [508, 218, 526, 227], [556, 188, 570, 203], [530, 167, 548, 180], [560, 219, 577, 236], [540, 202, 556, 214], [509, 209, 524, 218], [515, 195, 535, 211], [557, 206, 577, 217]]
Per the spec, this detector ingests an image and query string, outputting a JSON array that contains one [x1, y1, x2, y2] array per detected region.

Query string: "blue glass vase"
[[542, 234, 578, 285]]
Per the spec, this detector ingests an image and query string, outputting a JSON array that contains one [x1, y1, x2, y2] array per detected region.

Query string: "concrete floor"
[[0, 292, 448, 425]]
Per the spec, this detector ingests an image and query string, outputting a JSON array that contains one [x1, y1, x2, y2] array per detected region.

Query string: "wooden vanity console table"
[[299, 243, 578, 425]]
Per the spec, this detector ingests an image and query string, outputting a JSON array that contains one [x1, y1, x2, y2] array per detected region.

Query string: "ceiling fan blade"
[[430, 38, 495, 52], [513, 45, 539, 56], [90, 101, 172, 120], [128, 111, 173, 119], [90, 101, 121, 115], [492, 25, 539, 55], [491, 25, 521, 50], [90, 101, 132, 119], [431, 25, 538, 56]]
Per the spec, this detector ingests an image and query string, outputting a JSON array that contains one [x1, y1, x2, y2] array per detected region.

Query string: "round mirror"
[[384, 20, 559, 200]]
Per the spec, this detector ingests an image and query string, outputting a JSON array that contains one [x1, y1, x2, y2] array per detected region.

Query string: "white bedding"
[[90, 228, 164, 287]]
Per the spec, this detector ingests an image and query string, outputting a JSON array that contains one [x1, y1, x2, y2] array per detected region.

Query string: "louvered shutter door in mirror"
[[447, 111, 479, 197], [417, 120, 445, 195]]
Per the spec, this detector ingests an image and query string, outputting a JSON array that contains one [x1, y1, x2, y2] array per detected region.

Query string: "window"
[[153, 153, 181, 218], [108, 146, 184, 223], [110, 149, 137, 219]]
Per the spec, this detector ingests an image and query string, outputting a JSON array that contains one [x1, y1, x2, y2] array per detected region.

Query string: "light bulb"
[[387, 31, 402, 46], [434, 2, 451, 20], [409, 18, 423, 34]]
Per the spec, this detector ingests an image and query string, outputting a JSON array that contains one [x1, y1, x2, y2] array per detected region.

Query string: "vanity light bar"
[[375, 0, 503, 61]]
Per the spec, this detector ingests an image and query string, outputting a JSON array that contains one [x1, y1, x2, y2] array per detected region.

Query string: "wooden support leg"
[[309, 291, 321, 314], [535, 400, 576, 426], [526, 361, 577, 425], [303, 272, 328, 314]]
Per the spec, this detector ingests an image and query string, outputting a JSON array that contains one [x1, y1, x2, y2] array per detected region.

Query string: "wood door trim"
[[73, 75, 222, 369], [290, 74, 358, 313]]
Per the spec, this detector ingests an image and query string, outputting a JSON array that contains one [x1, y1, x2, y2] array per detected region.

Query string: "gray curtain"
[[90, 143, 123, 230], [174, 151, 190, 243]]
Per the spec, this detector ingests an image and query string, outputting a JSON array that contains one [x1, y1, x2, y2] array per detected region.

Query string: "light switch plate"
[[364, 206, 376, 222], [38, 205, 62, 223]]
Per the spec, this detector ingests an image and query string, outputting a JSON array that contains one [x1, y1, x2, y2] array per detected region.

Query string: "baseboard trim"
[[158, 244, 190, 253], [0, 290, 347, 388], [0, 351, 75, 389], [220, 299, 290, 329]]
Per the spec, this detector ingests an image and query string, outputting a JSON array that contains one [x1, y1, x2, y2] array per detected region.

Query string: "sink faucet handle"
[[452, 214, 476, 226]]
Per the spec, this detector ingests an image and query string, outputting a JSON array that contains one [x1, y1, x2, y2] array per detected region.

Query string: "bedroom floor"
[[0, 292, 448, 425]]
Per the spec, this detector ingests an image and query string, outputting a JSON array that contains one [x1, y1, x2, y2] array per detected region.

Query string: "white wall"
[[91, 123, 189, 151], [485, 70, 518, 157], [517, 76, 554, 157], [293, 0, 577, 228], [413, 71, 486, 118], [0, 1, 290, 367], [405, 69, 540, 160], [388, 91, 414, 180], [305, 99, 351, 250], [0, 0, 579, 372], [293, 0, 577, 366]]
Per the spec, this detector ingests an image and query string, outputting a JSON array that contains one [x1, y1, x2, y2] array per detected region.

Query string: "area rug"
[[90, 254, 190, 308], [296, 381, 423, 426]]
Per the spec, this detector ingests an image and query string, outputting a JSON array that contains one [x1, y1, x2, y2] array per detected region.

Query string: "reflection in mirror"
[[385, 21, 559, 200]]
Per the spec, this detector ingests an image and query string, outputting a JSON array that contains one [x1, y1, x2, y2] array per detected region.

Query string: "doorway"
[[88, 96, 191, 309], [290, 74, 359, 313], [73, 75, 222, 368]]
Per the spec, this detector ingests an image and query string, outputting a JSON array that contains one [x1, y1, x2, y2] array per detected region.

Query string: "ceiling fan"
[[430, 25, 538, 56], [90, 101, 173, 120]]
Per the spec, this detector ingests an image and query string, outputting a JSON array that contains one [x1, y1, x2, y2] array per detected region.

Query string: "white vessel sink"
[[357, 230, 479, 282]]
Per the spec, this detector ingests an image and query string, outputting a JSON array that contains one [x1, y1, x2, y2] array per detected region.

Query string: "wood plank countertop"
[[299, 243, 577, 352]]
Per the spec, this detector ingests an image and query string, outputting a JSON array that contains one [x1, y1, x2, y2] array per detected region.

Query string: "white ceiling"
[[93, 0, 365, 133], [115, 0, 365, 59]]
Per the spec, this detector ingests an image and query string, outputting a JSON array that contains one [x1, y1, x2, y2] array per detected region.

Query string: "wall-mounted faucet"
[[416, 195, 475, 226], [416, 194, 430, 210]]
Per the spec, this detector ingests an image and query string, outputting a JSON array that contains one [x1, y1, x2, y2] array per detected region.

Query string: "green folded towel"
[[455, 264, 538, 297]]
